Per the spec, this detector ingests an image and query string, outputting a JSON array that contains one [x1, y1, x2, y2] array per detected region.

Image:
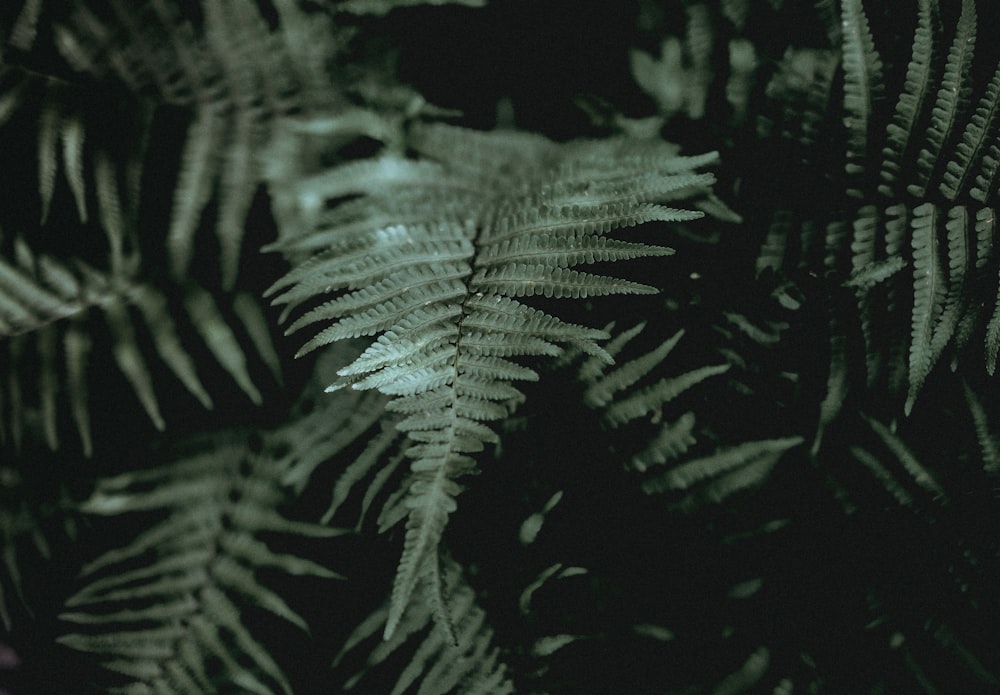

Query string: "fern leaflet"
[[840, 0, 883, 197]]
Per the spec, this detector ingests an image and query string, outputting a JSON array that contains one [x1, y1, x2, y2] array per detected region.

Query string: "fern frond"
[[863, 201, 973, 411], [1, 238, 276, 454], [165, 105, 225, 282], [987, 278, 1000, 374], [472, 263, 661, 300], [574, 321, 730, 472], [276, 348, 394, 499], [1, 239, 124, 452], [0, 238, 97, 336], [5, 0, 43, 51], [318, 415, 402, 526], [928, 206, 971, 364], [756, 1, 1000, 402], [683, 3, 714, 121], [582, 329, 685, 408], [908, 0, 977, 199], [476, 226, 677, 269], [629, 38, 687, 119], [851, 445, 916, 507], [628, 2, 716, 123], [182, 286, 264, 406], [58, 364, 366, 693], [878, 0, 939, 196], [840, 0, 883, 197], [0, 62, 138, 237], [726, 38, 758, 127], [62, 445, 306, 693], [710, 647, 772, 695], [54, 0, 348, 288], [0, 66, 28, 126], [849, 205, 880, 378], [756, 44, 839, 152], [269, 121, 721, 638], [972, 143, 1000, 203], [812, 327, 848, 456], [941, 58, 1000, 201]]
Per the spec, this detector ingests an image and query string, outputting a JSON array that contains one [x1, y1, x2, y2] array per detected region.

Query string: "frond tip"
[[335, 558, 513, 695]]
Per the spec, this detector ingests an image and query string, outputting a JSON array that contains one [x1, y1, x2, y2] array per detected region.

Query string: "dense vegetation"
[[1, 1, 999, 693]]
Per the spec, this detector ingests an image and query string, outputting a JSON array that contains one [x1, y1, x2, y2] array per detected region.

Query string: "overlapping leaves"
[[268, 120, 721, 637], [0, 235, 278, 455], [57, 348, 381, 694]]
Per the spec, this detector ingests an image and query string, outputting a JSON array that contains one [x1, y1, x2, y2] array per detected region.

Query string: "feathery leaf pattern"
[[270, 120, 720, 637]]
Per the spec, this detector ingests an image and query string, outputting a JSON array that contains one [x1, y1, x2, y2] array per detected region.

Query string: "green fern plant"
[[267, 116, 724, 638], [57, 348, 370, 693], [750, 0, 1000, 414], [626, 0, 1000, 413], [48, 0, 346, 289], [3, 1, 1000, 693], [412, 280, 813, 694]]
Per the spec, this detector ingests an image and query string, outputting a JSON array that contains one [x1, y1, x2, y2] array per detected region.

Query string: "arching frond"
[[4, 0, 44, 51], [268, 120, 723, 638], [57, 355, 371, 694], [52, 0, 348, 288], [0, 237, 276, 455]]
